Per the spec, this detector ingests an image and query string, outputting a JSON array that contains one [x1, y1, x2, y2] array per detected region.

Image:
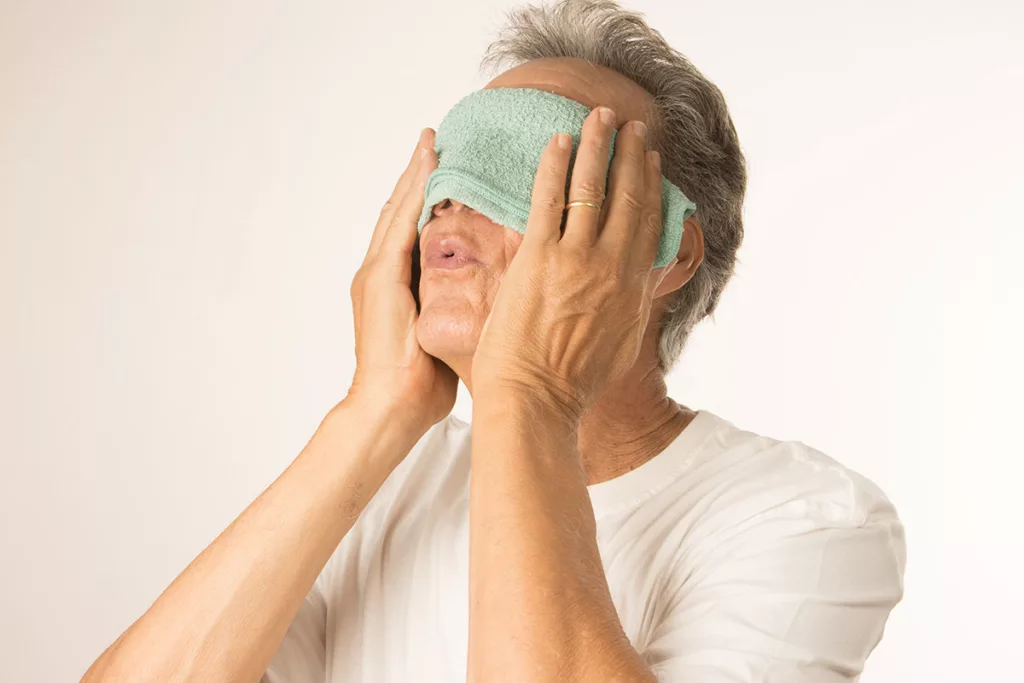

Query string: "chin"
[[416, 299, 482, 360]]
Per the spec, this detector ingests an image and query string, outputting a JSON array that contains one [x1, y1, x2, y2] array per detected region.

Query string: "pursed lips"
[[421, 232, 481, 271]]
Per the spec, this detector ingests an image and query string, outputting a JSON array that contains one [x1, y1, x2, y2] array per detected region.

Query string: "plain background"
[[2, 1, 1022, 681]]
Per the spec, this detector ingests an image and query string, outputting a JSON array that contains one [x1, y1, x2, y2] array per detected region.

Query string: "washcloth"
[[415, 87, 696, 269]]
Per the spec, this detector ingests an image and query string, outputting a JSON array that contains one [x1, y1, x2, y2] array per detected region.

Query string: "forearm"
[[82, 399, 422, 683], [467, 393, 656, 683]]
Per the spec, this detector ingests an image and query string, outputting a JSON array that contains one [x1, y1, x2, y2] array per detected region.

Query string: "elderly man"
[[82, 1, 905, 682]]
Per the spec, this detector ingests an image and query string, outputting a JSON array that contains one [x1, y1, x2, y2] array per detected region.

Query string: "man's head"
[[416, 0, 746, 381]]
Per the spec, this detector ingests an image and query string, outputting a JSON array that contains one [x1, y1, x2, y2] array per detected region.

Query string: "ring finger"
[[560, 106, 617, 248]]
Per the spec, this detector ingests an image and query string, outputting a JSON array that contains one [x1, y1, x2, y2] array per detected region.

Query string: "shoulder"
[[642, 413, 907, 679], [686, 411, 902, 532], [644, 411, 907, 608], [658, 412, 907, 604]]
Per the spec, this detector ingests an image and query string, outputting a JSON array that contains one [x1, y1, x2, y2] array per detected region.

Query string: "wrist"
[[471, 383, 585, 478], [337, 387, 433, 433], [322, 396, 428, 467], [473, 380, 583, 433]]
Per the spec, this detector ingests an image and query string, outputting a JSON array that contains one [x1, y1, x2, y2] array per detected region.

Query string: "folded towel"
[[416, 87, 696, 269]]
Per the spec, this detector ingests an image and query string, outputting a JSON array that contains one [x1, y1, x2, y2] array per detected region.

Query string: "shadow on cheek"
[[412, 237, 422, 312]]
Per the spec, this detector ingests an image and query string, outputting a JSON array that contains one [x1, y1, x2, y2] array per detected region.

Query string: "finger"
[[640, 259, 675, 336], [522, 133, 572, 248], [598, 119, 648, 256], [367, 128, 433, 261], [561, 106, 616, 248], [647, 257, 676, 299], [631, 149, 665, 274], [378, 137, 437, 282]]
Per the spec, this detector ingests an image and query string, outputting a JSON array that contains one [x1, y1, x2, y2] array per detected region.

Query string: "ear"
[[654, 216, 705, 298]]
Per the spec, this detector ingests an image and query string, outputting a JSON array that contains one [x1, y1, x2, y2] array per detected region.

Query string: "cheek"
[[500, 231, 524, 270], [475, 231, 522, 310]]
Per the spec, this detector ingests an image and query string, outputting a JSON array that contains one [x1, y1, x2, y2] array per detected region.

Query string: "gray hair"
[[478, 0, 747, 373]]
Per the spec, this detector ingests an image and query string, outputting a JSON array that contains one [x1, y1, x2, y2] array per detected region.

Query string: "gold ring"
[[565, 200, 602, 211]]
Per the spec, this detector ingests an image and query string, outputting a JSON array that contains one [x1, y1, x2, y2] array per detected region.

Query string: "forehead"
[[482, 57, 655, 126]]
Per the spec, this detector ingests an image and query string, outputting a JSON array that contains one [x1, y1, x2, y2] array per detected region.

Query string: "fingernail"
[[651, 150, 661, 171], [633, 120, 647, 140], [599, 107, 616, 126]]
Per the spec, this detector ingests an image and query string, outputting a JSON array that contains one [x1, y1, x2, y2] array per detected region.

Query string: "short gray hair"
[[479, 0, 747, 373]]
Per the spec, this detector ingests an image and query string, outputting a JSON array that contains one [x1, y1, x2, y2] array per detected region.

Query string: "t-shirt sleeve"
[[642, 487, 906, 682], [260, 570, 329, 683]]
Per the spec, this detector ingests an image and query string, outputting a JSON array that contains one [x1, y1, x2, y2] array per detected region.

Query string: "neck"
[[576, 363, 694, 485], [456, 349, 695, 486]]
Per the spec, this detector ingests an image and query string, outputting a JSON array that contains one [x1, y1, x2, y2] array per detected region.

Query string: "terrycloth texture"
[[416, 87, 697, 269]]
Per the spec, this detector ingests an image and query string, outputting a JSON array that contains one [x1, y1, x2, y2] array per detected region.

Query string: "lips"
[[421, 231, 481, 270]]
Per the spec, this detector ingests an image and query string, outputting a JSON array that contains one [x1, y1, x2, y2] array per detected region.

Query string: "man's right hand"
[[80, 129, 457, 683], [346, 128, 458, 437]]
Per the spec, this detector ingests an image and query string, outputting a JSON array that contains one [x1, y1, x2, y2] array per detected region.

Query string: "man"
[[82, 1, 905, 681]]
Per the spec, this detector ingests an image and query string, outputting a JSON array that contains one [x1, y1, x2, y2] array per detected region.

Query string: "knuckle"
[[566, 248, 592, 272], [644, 210, 662, 235], [350, 268, 366, 296], [619, 190, 645, 213], [388, 207, 403, 228], [573, 179, 605, 202], [581, 125, 607, 153], [386, 211, 410, 236], [535, 193, 565, 214]]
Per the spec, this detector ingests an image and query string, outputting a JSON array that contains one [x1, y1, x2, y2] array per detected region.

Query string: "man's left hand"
[[471, 107, 676, 423]]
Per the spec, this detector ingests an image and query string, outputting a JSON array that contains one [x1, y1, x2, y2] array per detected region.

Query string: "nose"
[[431, 198, 474, 216]]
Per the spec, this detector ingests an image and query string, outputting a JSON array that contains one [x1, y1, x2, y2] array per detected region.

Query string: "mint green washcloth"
[[415, 87, 696, 269]]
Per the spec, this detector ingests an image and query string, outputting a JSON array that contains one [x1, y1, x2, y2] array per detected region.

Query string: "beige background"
[[2, 1, 1022, 681]]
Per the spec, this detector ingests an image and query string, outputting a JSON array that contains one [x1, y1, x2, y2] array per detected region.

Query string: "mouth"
[[425, 252, 477, 271], [422, 232, 481, 271]]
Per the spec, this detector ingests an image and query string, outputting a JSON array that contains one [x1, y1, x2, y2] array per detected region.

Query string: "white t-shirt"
[[263, 409, 906, 683]]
